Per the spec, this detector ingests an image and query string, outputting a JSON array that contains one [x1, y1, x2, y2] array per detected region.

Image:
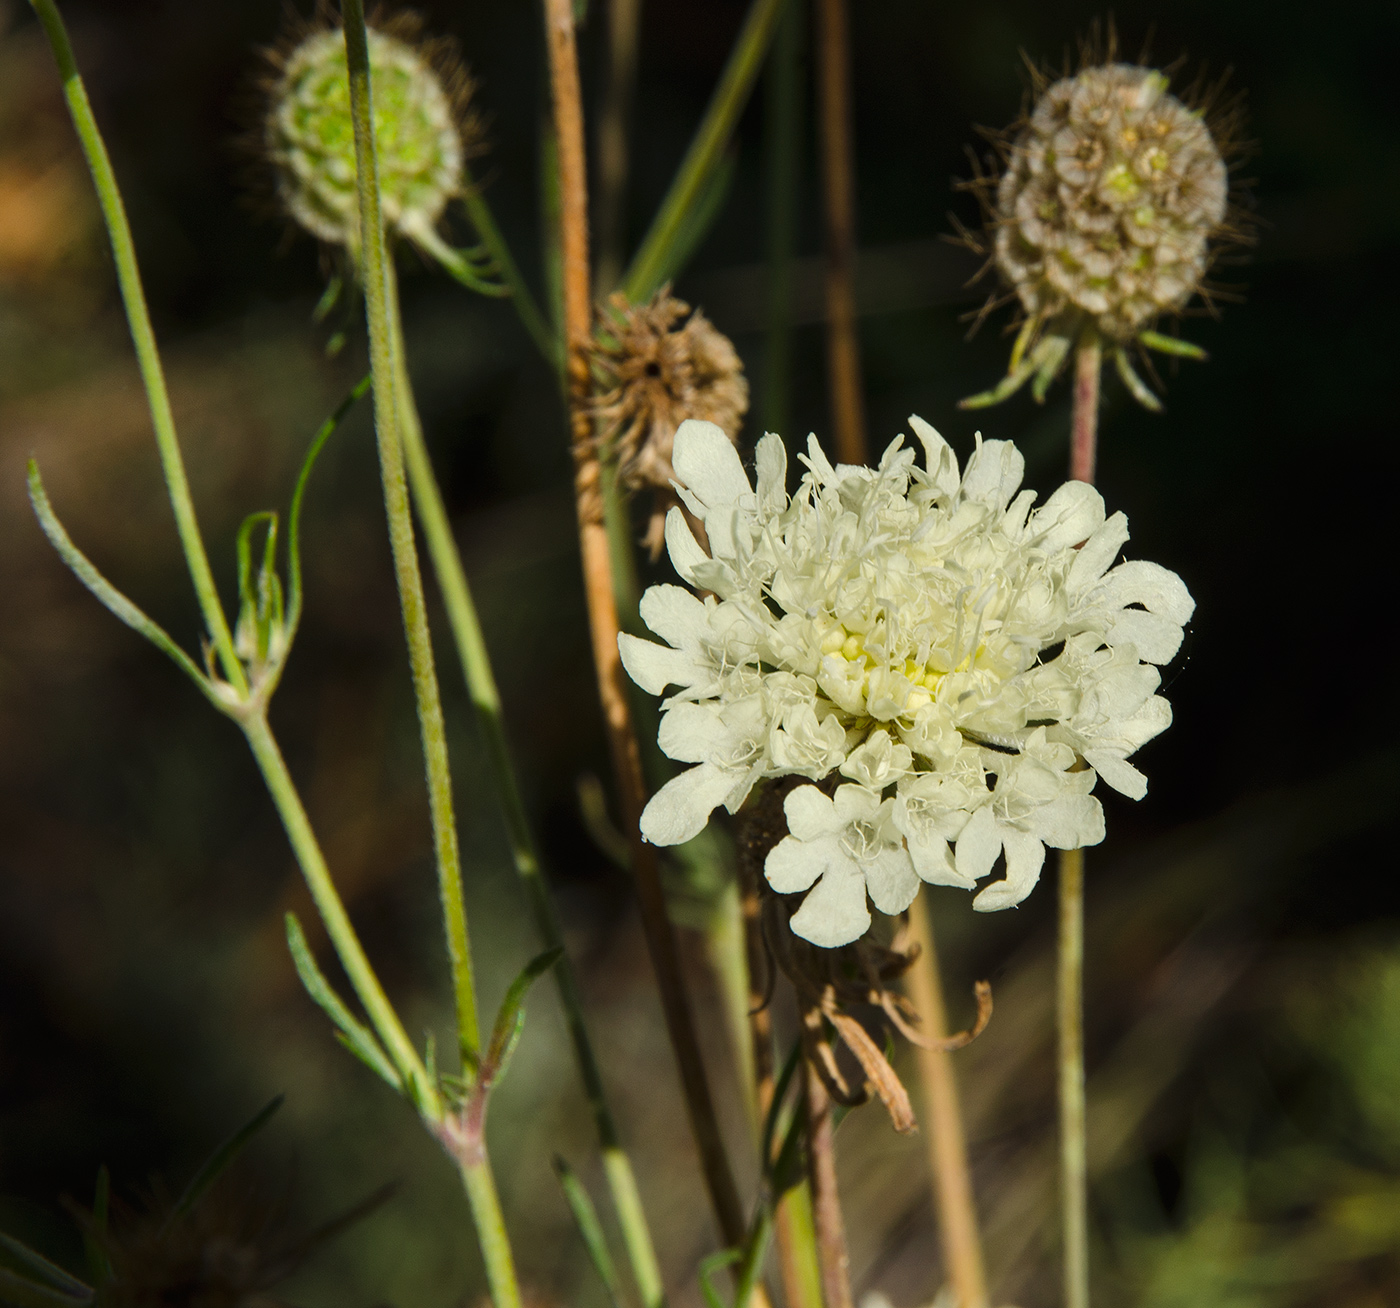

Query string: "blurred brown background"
[[1, 0, 1397, 1305]]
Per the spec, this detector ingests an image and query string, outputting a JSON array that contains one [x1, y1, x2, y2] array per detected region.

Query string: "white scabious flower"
[[619, 417, 1193, 946]]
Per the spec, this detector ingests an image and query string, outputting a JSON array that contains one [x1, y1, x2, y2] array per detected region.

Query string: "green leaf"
[[285, 374, 371, 641], [169, 1094, 284, 1221], [552, 1157, 624, 1308], [482, 948, 564, 1089], [1139, 328, 1208, 361], [698, 1249, 741, 1308], [284, 913, 403, 1093], [1113, 347, 1164, 412], [0, 1267, 90, 1308], [958, 352, 1039, 409], [646, 149, 737, 295], [0, 1236, 89, 1300], [26, 462, 223, 711], [1030, 332, 1073, 403], [760, 1040, 801, 1174]]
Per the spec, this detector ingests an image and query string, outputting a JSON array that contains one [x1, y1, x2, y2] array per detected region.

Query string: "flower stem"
[[341, 0, 480, 1076], [1070, 333, 1102, 484], [1058, 846, 1088, 1308], [814, 0, 866, 466], [458, 1158, 526, 1308], [907, 891, 989, 1308], [762, 0, 803, 438], [242, 714, 432, 1109], [1060, 333, 1099, 1308], [383, 263, 666, 1308], [542, 0, 747, 1250], [621, 0, 789, 303], [28, 0, 245, 696], [806, 1064, 853, 1308]]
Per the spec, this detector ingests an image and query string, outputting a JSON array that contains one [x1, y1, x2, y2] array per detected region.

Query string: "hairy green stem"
[[622, 0, 788, 302], [243, 714, 432, 1109], [28, 0, 245, 696], [384, 263, 666, 1308], [341, 0, 480, 1072], [459, 1159, 525, 1308]]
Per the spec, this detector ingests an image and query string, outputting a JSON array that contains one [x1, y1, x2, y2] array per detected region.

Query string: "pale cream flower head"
[[619, 419, 1194, 948]]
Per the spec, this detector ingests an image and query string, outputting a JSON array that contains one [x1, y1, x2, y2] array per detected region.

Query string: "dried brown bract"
[[587, 288, 748, 555]]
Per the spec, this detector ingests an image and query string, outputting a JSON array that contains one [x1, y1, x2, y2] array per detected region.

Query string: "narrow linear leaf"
[[1138, 328, 1208, 361], [26, 463, 220, 708], [285, 913, 403, 1093], [698, 1250, 741, 1308], [647, 150, 737, 293], [1114, 347, 1164, 412], [0, 1267, 91, 1308], [482, 948, 564, 1087], [0, 1236, 89, 1299], [760, 1040, 802, 1173], [169, 1095, 284, 1222], [286, 374, 372, 639], [552, 1158, 624, 1308]]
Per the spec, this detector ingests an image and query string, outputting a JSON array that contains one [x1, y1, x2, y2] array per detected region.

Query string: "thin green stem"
[[459, 1160, 525, 1308], [341, 0, 480, 1072], [384, 267, 665, 1308], [242, 714, 432, 1110], [461, 173, 559, 368], [29, 0, 245, 695], [762, 0, 802, 437], [621, 0, 789, 303], [1058, 846, 1088, 1308]]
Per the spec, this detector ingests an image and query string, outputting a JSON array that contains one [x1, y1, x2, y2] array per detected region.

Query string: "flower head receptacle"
[[619, 418, 1194, 948]]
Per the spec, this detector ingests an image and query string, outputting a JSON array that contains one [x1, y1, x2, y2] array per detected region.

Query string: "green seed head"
[[994, 64, 1227, 343], [265, 27, 464, 253]]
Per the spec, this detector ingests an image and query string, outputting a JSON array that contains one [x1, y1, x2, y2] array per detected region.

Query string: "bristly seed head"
[[263, 19, 477, 258], [588, 288, 749, 556], [958, 45, 1249, 412]]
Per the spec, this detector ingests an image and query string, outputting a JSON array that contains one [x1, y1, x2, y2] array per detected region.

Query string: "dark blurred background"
[[1, 0, 1396, 1305]]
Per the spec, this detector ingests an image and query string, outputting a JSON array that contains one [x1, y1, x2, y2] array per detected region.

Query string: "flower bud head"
[[265, 26, 466, 253], [995, 64, 1227, 343]]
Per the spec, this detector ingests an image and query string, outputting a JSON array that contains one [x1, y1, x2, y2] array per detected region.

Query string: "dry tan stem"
[[1070, 334, 1102, 483], [541, 0, 746, 1251], [806, 1063, 854, 1308], [815, 0, 866, 465], [907, 893, 990, 1308]]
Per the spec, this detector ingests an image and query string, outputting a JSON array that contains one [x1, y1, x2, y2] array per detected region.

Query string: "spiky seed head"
[[996, 64, 1227, 342], [264, 27, 465, 254], [589, 289, 749, 555]]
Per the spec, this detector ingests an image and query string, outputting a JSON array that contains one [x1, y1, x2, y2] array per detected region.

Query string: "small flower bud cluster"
[[995, 64, 1226, 342], [265, 27, 466, 255]]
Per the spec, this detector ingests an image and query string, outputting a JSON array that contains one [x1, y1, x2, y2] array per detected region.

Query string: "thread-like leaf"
[[482, 948, 564, 1088], [1138, 329, 1207, 361], [0, 1236, 89, 1300], [0, 1267, 91, 1308], [27, 463, 222, 709], [552, 1158, 624, 1308], [169, 1095, 284, 1222], [284, 913, 403, 1093]]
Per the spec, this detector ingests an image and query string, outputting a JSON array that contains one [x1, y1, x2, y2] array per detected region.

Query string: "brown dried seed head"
[[994, 63, 1228, 342], [588, 288, 748, 550]]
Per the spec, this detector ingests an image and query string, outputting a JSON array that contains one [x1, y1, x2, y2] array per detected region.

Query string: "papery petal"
[[1083, 750, 1149, 800], [657, 702, 724, 763], [1069, 512, 1130, 589], [1031, 480, 1105, 553], [865, 848, 921, 914], [972, 827, 1045, 911], [755, 434, 788, 514], [765, 832, 835, 893], [1101, 560, 1195, 624], [618, 633, 696, 695], [960, 437, 1024, 510], [672, 419, 753, 508], [789, 858, 871, 947], [1104, 608, 1186, 663], [1030, 793, 1106, 849], [639, 763, 736, 845], [639, 584, 709, 649], [783, 784, 842, 841], [908, 415, 959, 497], [664, 506, 709, 583], [954, 803, 1001, 882]]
